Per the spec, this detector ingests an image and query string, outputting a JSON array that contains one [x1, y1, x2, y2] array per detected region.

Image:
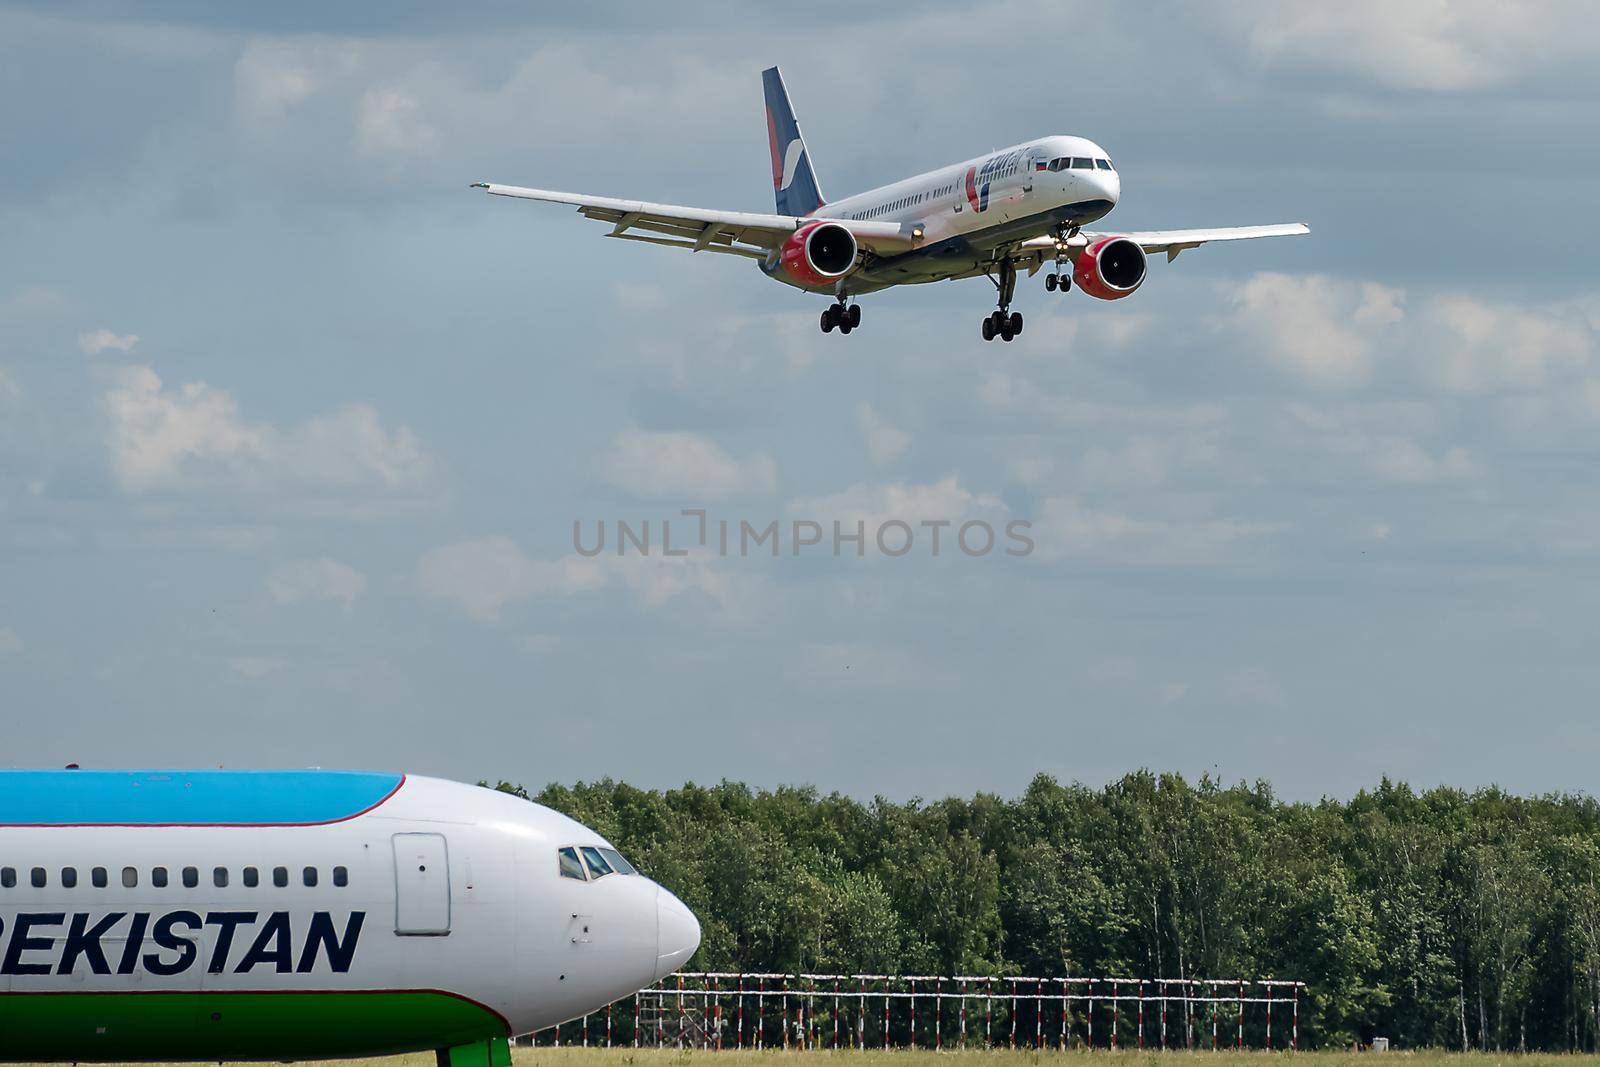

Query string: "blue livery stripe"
[[0, 769, 403, 826]]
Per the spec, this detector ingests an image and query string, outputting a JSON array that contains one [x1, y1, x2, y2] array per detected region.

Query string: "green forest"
[[489, 772, 1600, 1052]]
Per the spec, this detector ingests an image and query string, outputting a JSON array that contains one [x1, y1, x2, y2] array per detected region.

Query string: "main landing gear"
[[820, 301, 862, 335], [981, 257, 1023, 342]]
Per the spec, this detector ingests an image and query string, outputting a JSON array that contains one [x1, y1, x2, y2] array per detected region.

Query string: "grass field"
[[71, 1050, 1600, 1067]]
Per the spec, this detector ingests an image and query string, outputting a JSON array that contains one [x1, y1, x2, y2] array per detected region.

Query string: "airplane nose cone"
[[654, 887, 700, 981], [1100, 169, 1120, 205]]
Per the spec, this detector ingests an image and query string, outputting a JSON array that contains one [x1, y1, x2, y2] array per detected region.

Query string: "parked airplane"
[[473, 67, 1307, 342], [0, 769, 699, 1065]]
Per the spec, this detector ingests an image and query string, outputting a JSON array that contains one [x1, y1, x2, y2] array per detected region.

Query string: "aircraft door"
[[392, 833, 451, 935]]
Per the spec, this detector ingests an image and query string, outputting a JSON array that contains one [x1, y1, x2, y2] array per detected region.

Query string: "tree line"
[[487, 771, 1600, 1051]]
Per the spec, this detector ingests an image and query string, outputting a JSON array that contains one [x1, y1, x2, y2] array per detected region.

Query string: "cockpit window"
[[1095, 158, 1113, 171], [600, 848, 637, 875], [558, 846, 586, 880], [1048, 158, 1065, 171], [580, 846, 614, 878], [1070, 157, 1094, 170]]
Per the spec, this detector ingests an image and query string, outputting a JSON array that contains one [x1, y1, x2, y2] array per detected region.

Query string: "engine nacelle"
[[1073, 236, 1147, 300], [777, 222, 858, 289]]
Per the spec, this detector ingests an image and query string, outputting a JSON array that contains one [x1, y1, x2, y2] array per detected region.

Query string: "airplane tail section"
[[762, 66, 826, 217]]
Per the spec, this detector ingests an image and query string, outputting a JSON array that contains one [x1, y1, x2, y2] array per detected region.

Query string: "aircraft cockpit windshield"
[[558, 844, 638, 880], [1046, 156, 1114, 172]]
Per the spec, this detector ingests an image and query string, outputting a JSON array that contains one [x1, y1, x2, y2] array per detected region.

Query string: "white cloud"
[[0, 627, 21, 655], [1368, 438, 1476, 486], [100, 364, 436, 496], [356, 86, 437, 158], [790, 475, 1006, 533], [1220, 0, 1600, 92], [1419, 296, 1593, 393], [1284, 401, 1478, 486], [234, 40, 321, 122], [1076, 434, 1222, 492], [1007, 454, 1056, 487], [980, 371, 1228, 431], [416, 535, 758, 622], [600, 427, 776, 500], [416, 536, 604, 622], [856, 403, 910, 466], [78, 329, 139, 356], [264, 558, 367, 609], [1222, 273, 1404, 389], [1220, 278, 1594, 400]]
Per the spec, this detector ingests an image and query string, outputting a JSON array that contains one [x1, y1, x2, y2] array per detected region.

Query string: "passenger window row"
[[0, 864, 350, 890], [1046, 156, 1114, 172], [557, 845, 637, 881]]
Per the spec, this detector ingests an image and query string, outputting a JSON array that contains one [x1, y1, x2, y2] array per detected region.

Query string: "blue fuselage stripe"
[[0, 769, 403, 826]]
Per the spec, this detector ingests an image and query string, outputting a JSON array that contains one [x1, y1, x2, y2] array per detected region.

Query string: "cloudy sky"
[[3, 2, 1598, 800]]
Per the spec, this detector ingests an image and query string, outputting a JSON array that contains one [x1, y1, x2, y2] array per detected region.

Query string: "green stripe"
[[0, 990, 506, 1061]]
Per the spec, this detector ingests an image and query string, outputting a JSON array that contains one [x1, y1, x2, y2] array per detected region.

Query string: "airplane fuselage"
[[0, 770, 700, 1063], [763, 135, 1120, 293]]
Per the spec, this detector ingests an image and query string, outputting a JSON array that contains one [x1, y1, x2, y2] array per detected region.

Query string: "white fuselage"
[[778, 134, 1120, 292], [0, 772, 699, 1059]]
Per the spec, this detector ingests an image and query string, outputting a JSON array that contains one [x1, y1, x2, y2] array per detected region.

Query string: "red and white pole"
[[1010, 979, 1017, 1050]]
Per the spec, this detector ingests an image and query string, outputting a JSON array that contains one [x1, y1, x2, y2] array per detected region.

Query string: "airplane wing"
[[1009, 222, 1309, 274], [471, 183, 919, 260], [1085, 223, 1310, 262]]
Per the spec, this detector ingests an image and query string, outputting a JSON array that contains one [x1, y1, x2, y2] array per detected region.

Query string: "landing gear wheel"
[[848, 303, 862, 328], [839, 320, 853, 335], [1059, 271, 1072, 292], [1010, 312, 1023, 335], [1000, 323, 1016, 342], [820, 308, 836, 333], [981, 317, 995, 341], [1045, 273, 1058, 292]]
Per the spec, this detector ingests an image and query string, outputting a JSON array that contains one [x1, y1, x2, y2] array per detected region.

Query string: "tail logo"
[[964, 166, 990, 213], [779, 140, 805, 192], [766, 107, 805, 193]]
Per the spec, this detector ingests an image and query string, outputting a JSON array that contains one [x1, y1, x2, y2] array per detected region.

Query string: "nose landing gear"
[[981, 257, 1024, 342], [1044, 223, 1081, 294], [820, 301, 862, 335]]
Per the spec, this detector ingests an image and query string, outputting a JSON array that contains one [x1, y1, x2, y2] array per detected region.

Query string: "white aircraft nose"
[[1099, 168, 1121, 206], [654, 886, 701, 981]]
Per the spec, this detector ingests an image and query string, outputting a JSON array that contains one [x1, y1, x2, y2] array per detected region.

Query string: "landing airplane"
[[0, 769, 700, 1065], [472, 67, 1308, 342]]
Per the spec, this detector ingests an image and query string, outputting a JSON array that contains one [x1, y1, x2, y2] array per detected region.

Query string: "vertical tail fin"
[[762, 66, 826, 217]]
